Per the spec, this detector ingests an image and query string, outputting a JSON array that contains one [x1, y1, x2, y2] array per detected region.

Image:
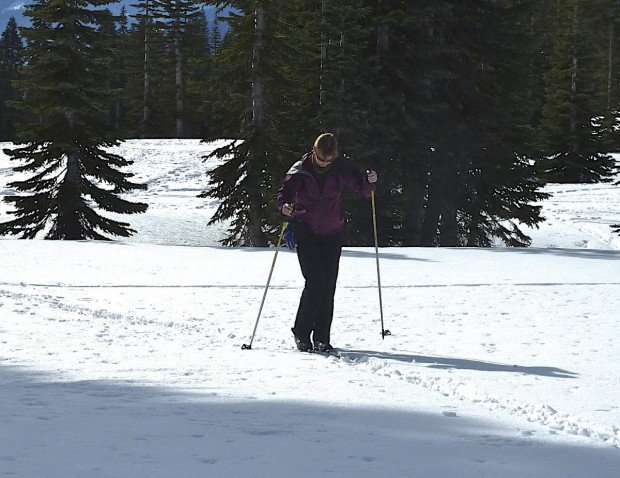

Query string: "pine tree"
[[200, 0, 297, 246], [0, 0, 148, 240], [127, 0, 168, 137], [405, 0, 548, 247], [457, 0, 549, 247], [600, 0, 620, 151], [184, 8, 213, 137], [316, 1, 372, 143], [197, 0, 578, 248], [610, 3, 620, 236], [155, 0, 205, 138], [95, 6, 129, 136], [538, 0, 617, 183], [210, 12, 222, 55], [111, 6, 131, 135], [348, 0, 430, 246], [131, 0, 155, 136], [0, 17, 24, 141]]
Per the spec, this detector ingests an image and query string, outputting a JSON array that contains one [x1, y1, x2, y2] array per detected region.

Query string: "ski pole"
[[371, 190, 391, 339], [242, 221, 288, 350]]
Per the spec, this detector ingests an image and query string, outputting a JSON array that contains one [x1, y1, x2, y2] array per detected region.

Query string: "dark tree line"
[[202, 0, 620, 246], [0, 0, 619, 243]]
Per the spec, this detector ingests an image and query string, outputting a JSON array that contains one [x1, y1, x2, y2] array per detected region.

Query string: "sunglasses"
[[313, 151, 335, 164]]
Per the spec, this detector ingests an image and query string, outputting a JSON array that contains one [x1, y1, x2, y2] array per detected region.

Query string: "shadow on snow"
[[463, 247, 620, 261], [338, 349, 578, 379], [0, 366, 616, 478]]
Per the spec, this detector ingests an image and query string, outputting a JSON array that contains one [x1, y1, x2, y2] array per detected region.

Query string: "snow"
[[1, 140, 619, 477]]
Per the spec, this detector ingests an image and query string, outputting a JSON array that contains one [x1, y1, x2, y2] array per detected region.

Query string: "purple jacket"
[[276, 153, 375, 235]]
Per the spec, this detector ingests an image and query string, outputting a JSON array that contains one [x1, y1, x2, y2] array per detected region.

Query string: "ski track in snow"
[[340, 356, 620, 448], [1, 281, 620, 290], [1, 279, 618, 450]]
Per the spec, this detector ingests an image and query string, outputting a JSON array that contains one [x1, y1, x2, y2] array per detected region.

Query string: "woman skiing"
[[276, 133, 378, 352]]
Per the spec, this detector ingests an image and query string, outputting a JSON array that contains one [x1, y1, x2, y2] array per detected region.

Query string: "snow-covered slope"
[[0, 141, 619, 477], [529, 179, 620, 250]]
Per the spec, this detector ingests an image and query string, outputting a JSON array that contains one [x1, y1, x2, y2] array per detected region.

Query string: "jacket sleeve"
[[276, 173, 302, 212], [341, 160, 375, 197]]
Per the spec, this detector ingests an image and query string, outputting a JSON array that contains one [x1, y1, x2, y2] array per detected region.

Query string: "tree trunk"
[[337, 19, 345, 138], [377, 23, 388, 55], [421, 171, 442, 246], [249, 195, 268, 247], [439, 204, 458, 247], [466, 208, 482, 247], [438, 165, 459, 247], [608, 8, 614, 112], [58, 150, 82, 240], [142, 0, 151, 138], [319, 0, 327, 109], [174, 4, 184, 138], [252, 5, 265, 131], [249, 3, 267, 247], [403, 177, 426, 246], [570, 2, 578, 136]]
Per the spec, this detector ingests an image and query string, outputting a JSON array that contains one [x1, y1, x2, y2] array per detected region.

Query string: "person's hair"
[[313, 133, 338, 159]]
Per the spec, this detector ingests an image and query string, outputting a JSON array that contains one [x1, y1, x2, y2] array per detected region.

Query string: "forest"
[[0, 0, 619, 246]]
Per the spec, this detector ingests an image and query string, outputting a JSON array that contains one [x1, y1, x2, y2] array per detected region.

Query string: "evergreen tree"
[[155, 0, 210, 138], [0, 17, 24, 141], [267, 0, 322, 150], [316, 1, 372, 143], [0, 0, 148, 240], [200, 0, 553, 248], [155, 0, 205, 138], [600, 0, 620, 151], [210, 12, 222, 55], [95, 5, 129, 135], [125, 0, 210, 138], [111, 6, 131, 135], [537, 0, 617, 183], [184, 8, 214, 137], [456, 0, 549, 246], [371, 0, 543, 250], [200, 0, 297, 246], [347, 0, 428, 246], [127, 0, 168, 137]]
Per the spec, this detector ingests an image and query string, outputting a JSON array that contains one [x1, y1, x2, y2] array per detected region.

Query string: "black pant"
[[293, 232, 342, 344]]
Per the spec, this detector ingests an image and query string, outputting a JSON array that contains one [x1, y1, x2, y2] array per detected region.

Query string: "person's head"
[[313, 133, 338, 167]]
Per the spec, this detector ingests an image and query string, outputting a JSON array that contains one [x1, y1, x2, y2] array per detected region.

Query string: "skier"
[[276, 133, 378, 352]]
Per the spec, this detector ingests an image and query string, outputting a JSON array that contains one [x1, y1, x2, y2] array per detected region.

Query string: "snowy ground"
[[1, 141, 619, 477]]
